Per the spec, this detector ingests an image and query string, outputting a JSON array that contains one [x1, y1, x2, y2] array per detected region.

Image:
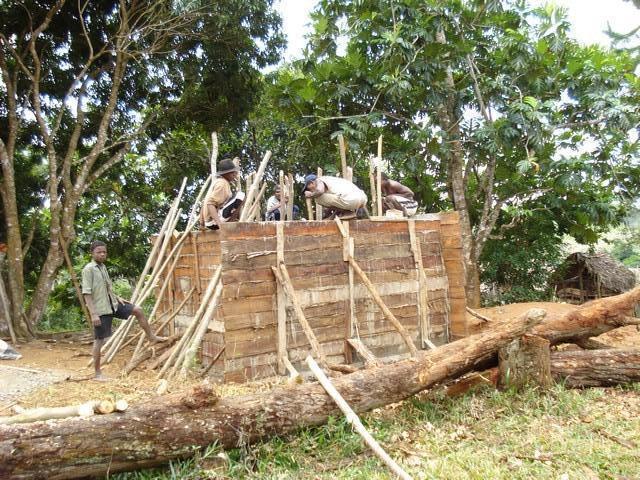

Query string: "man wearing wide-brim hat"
[[200, 158, 245, 230]]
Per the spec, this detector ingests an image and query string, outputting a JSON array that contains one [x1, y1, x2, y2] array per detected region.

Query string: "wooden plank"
[[224, 311, 277, 331], [220, 294, 275, 316]]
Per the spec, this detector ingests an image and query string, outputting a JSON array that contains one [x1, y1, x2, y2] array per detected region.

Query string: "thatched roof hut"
[[553, 252, 637, 304]]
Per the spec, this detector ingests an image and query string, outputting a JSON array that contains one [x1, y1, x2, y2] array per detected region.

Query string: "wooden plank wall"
[[218, 214, 466, 382], [156, 213, 467, 383]]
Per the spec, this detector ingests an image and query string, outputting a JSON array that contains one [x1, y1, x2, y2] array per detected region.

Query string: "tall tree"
[[270, 0, 640, 306], [0, 0, 283, 336]]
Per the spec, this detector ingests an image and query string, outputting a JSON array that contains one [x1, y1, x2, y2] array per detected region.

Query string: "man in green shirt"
[[82, 240, 165, 380]]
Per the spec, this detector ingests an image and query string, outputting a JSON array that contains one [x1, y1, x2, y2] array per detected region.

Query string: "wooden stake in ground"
[[210, 132, 218, 178], [0, 309, 546, 479], [315, 167, 323, 221], [307, 356, 413, 480], [376, 136, 383, 216]]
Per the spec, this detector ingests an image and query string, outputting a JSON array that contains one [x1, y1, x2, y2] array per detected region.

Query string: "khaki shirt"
[[200, 176, 233, 226], [81, 260, 118, 316]]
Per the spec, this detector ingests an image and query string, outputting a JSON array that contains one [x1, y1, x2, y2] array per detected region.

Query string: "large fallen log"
[[550, 348, 640, 388], [0, 309, 545, 480]]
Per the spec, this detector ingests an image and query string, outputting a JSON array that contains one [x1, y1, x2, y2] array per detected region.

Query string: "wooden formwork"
[[156, 212, 467, 382]]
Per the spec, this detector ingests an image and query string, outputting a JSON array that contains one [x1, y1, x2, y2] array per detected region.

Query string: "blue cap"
[[303, 174, 317, 191]]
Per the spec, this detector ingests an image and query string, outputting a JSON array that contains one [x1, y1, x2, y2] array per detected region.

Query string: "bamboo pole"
[[157, 266, 222, 379], [272, 264, 328, 369], [178, 283, 223, 377], [335, 218, 418, 357], [307, 356, 413, 480], [240, 151, 272, 221], [247, 182, 267, 221]]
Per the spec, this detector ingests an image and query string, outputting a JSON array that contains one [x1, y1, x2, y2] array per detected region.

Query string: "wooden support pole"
[[347, 338, 381, 368], [276, 223, 287, 375], [240, 151, 272, 221], [306, 197, 314, 221], [272, 263, 329, 369], [178, 282, 223, 377], [279, 170, 285, 222], [307, 356, 413, 480], [210, 132, 218, 178], [335, 219, 418, 357], [342, 221, 356, 364], [376, 136, 383, 217], [408, 220, 435, 350], [287, 173, 295, 220], [338, 133, 347, 178], [369, 158, 377, 216], [157, 266, 222, 379], [315, 167, 323, 221]]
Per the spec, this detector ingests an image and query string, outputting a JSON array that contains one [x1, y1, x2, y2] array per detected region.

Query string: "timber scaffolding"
[[155, 213, 468, 383]]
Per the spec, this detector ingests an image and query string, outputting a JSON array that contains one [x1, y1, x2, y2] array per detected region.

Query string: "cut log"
[[0, 309, 545, 479], [498, 334, 551, 390], [550, 348, 640, 388]]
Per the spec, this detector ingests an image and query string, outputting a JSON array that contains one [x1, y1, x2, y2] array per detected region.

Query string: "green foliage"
[[262, 0, 640, 301], [609, 227, 640, 267]]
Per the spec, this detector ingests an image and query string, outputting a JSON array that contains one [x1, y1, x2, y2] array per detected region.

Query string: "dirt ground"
[[1, 301, 639, 414]]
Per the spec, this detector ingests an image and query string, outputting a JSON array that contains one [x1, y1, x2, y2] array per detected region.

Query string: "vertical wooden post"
[[408, 221, 436, 350], [279, 170, 285, 222], [276, 223, 287, 375], [376, 136, 383, 216], [342, 222, 356, 364], [287, 173, 295, 220], [306, 198, 314, 221], [368, 158, 377, 216], [338, 134, 347, 178], [315, 167, 323, 221], [210, 132, 218, 178], [0, 253, 17, 344]]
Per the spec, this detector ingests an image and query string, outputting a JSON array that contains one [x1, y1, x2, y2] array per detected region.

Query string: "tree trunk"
[[0, 309, 546, 479], [531, 286, 640, 345], [498, 334, 551, 390], [550, 349, 640, 388]]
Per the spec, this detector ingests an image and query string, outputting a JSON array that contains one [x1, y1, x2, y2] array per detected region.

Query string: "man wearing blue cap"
[[303, 174, 368, 220]]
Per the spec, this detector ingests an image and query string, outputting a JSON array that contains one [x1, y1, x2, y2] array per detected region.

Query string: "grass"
[[113, 383, 640, 480]]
